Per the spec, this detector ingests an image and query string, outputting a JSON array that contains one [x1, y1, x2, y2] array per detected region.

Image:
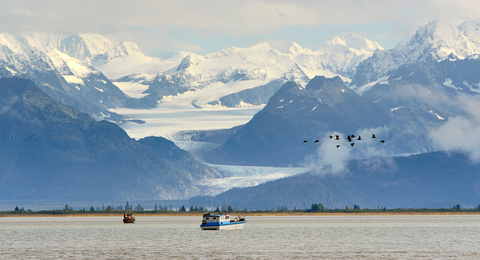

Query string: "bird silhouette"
[[314, 140, 319, 143], [357, 136, 362, 140], [336, 145, 341, 148], [350, 143, 355, 147], [329, 135, 334, 139], [335, 135, 340, 140], [303, 140, 308, 143], [351, 134, 356, 138], [347, 136, 352, 142], [380, 140, 385, 143], [372, 134, 376, 138]]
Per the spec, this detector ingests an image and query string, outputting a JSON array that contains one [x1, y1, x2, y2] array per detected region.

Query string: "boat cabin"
[[202, 213, 231, 225]]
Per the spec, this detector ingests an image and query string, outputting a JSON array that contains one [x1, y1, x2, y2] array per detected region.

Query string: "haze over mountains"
[[1, 20, 480, 209]]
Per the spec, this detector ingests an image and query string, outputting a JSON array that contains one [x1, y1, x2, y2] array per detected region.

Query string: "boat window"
[[225, 216, 229, 220]]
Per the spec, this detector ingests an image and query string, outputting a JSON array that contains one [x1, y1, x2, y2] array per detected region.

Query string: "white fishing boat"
[[200, 213, 246, 230]]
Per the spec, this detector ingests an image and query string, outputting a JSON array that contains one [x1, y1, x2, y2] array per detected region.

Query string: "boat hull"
[[200, 221, 246, 230]]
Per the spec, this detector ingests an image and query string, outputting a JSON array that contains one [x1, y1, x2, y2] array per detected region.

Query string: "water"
[[1, 215, 479, 259]]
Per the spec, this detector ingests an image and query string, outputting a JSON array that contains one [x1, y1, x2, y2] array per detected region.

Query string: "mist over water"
[[2, 216, 479, 259]]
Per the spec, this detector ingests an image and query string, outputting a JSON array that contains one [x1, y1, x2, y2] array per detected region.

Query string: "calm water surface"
[[1, 215, 479, 259]]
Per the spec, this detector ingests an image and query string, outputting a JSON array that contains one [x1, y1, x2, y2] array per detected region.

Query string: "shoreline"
[[2, 211, 480, 217]]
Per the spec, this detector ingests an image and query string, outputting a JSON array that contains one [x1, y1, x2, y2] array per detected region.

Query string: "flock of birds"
[[303, 134, 385, 148]]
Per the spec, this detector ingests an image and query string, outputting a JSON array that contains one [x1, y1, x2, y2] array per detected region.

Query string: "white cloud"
[[303, 127, 391, 175], [429, 95, 480, 162]]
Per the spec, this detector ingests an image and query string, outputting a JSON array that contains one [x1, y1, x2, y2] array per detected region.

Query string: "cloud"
[[303, 127, 391, 175], [303, 133, 353, 175], [429, 95, 480, 162]]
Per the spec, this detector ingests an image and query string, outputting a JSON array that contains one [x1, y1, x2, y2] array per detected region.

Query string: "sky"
[[2, 0, 480, 56]]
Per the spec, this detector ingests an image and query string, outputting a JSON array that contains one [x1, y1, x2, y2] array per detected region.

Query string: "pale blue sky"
[[2, 0, 480, 55]]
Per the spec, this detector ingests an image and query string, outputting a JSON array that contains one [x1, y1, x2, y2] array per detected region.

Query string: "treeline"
[[304, 203, 480, 213], [2, 202, 211, 216], [3, 202, 480, 216]]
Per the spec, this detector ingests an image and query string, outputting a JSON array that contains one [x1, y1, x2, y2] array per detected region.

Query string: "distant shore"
[[2, 211, 480, 217]]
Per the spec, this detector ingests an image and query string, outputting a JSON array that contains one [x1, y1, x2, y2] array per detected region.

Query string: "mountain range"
[[2, 21, 480, 208]]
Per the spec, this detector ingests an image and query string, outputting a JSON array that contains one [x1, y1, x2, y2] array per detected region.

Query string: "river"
[[1, 215, 479, 259]]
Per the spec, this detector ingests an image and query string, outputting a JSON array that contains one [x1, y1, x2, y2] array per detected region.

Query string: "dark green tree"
[[306, 203, 324, 212]]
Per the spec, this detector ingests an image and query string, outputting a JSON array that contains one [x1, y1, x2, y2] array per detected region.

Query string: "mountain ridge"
[[0, 77, 221, 201]]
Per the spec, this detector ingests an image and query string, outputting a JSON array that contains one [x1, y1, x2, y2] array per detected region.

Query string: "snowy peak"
[[458, 21, 480, 44], [76, 33, 115, 57], [405, 20, 478, 61], [100, 41, 146, 61], [0, 33, 26, 54], [21, 33, 115, 61], [325, 34, 384, 54], [176, 53, 204, 71], [0, 33, 56, 73], [351, 20, 480, 87], [288, 42, 315, 55]]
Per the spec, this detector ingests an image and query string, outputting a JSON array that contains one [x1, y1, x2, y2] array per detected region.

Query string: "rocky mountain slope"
[[0, 77, 220, 201], [205, 76, 390, 166]]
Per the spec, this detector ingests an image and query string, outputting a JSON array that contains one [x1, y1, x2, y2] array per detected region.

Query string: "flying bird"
[[380, 140, 385, 143], [357, 136, 362, 140], [336, 145, 341, 148], [347, 136, 352, 142], [314, 140, 319, 143], [372, 134, 376, 138], [303, 140, 308, 143], [335, 135, 340, 140], [329, 135, 334, 139], [350, 143, 355, 147]]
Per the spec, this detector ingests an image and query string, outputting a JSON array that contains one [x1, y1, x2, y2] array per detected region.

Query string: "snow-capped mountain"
[[342, 21, 480, 157], [92, 41, 179, 80], [0, 33, 56, 73], [22, 33, 115, 62], [0, 32, 140, 120], [351, 21, 480, 90], [105, 36, 382, 109], [293, 34, 383, 82]]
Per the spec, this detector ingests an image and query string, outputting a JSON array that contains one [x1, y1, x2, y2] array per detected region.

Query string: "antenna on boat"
[[205, 196, 207, 213], [226, 196, 228, 214], [211, 196, 213, 214]]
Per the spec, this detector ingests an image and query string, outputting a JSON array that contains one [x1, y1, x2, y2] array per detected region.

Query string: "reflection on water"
[[1, 215, 479, 259]]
